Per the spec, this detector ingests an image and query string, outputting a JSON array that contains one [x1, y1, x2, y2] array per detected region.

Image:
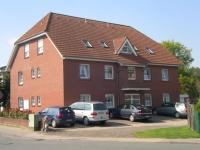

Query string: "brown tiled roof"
[[16, 12, 181, 66]]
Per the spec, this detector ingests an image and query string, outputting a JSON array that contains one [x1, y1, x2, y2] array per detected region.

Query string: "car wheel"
[[175, 112, 180, 118], [51, 119, 57, 128], [152, 110, 157, 115], [129, 115, 135, 122], [83, 117, 90, 126]]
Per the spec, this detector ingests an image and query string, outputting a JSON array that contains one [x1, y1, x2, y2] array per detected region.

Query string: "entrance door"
[[124, 94, 140, 106]]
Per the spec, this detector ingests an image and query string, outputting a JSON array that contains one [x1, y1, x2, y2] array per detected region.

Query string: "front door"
[[124, 94, 140, 106]]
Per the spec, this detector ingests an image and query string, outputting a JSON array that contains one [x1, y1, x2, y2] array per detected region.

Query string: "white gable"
[[117, 39, 137, 56]]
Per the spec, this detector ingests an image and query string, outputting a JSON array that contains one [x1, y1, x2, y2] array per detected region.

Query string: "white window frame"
[[37, 67, 41, 78], [162, 69, 169, 81], [80, 94, 91, 102], [31, 96, 36, 107], [37, 39, 44, 54], [24, 43, 30, 58], [124, 94, 140, 106], [105, 94, 115, 108], [37, 96, 42, 106], [127, 66, 136, 80], [144, 93, 152, 107], [18, 71, 23, 85], [104, 65, 114, 80], [80, 64, 90, 79], [82, 39, 93, 48], [100, 41, 109, 48], [18, 97, 23, 108], [163, 93, 170, 103], [144, 67, 151, 80]]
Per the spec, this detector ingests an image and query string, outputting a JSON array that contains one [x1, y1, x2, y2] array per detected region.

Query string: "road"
[[0, 134, 200, 150]]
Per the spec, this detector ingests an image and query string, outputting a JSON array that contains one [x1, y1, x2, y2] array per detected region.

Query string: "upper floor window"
[[82, 39, 93, 48], [162, 69, 169, 81], [144, 68, 151, 80], [31, 68, 36, 79], [144, 93, 152, 107], [37, 67, 41, 78], [163, 93, 170, 103], [105, 94, 115, 108], [80, 64, 90, 79], [128, 66, 136, 80], [80, 94, 91, 102], [18, 71, 23, 85], [24, 43, 29, 58], [37, 39, 44, 54], [104, 65, 114, 79], [121, 42, 133, 54]]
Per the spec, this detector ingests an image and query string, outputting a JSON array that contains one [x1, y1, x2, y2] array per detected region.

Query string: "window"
[[80, 94, 91, 102], [82, 39, 93, 48], [100, 41, 109, 48], [37, 39, 44, 54], [144, 68, 151, 80], [37, 67, 41, 78], [37, 96, 42, 106], [125, 94, 140, 106], [145, 47, 154, 55], [18, 97, 23, 109], [144, 93, 152, 106], [162, 69, 169, 81], [80, 64, 90, 79], [105, 94, 115, 108], [24, 43, 29, 58], [104, 65, 114, 79], [31, 96, 36, 107], [31, 68, 36, 79], [163, 93, 170, 103], [18, 71, 23, 85], [121, 42, 133, 54], [128, 66, 136, 80]]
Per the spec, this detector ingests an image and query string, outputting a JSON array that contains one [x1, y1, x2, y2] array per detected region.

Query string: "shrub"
[[195, 98, 200, 112], [0, 108, 32, 120]]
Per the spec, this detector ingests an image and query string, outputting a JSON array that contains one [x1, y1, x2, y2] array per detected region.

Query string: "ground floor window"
[[163, 93, 170, 103], [37, 96, 42, 106], [144, 93, 152, 106], [18, 97, 23, 109], [125, 94, 140, 106], [31, 96, 36, 107], [105, 94, 115, 108], [80, 94, 91, 102]]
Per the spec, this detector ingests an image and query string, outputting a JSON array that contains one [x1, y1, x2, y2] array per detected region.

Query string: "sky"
[[0, 0, 199, 67]]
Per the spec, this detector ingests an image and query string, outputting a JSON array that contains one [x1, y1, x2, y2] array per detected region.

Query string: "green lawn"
[[134, 126, 200, 139]]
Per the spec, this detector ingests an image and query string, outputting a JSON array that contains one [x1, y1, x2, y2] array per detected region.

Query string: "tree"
[[161, 40, 193, 67], [161, 40, 199, 101], [0, 73, 10, 107]]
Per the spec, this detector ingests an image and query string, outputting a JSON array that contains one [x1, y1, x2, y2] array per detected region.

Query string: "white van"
[[70, 101, 109, 125]]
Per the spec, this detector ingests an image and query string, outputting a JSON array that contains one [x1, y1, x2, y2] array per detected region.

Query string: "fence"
[[187, 103, 200, 133]]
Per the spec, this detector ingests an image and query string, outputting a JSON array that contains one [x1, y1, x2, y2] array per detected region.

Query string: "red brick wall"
[[63, 60, 180, 107], [10, 36, 64, 112], [0, 117, 28, 127]]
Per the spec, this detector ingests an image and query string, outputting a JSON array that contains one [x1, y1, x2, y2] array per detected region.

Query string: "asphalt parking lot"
[[46, 115, 187, 138]]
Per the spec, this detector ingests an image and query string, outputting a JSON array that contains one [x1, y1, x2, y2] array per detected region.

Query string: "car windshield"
[[93, 103, 107, 110]]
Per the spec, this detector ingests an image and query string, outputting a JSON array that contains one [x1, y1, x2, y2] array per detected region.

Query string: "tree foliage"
[[0, 73, 10, 107]]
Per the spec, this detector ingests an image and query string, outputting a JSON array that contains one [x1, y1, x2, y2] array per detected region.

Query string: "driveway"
[[46, 115, 187, 138]]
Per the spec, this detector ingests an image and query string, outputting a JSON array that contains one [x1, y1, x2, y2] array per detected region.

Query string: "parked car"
[[118, 104, 152, 122], [70, 101, 109, 125], [152, 102, 187, 118], [37, 106, 75, 128]]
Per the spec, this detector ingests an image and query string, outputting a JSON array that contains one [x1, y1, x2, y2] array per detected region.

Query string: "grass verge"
[[134, 126, 200, 139]]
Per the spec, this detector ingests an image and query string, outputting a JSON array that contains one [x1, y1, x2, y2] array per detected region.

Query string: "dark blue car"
[[38, 106, 75, 128]]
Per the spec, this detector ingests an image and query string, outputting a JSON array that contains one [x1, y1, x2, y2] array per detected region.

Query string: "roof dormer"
[[113, 37, 137, 56]]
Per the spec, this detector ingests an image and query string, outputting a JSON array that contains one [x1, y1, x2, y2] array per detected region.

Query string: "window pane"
[[144, 93, 152, 106], [37, 96, 42, 106], [24, 44, 29, 58], [162, 69, 168, 81], [80, 94, 91, 102], [144, 68, 151, 80], [104, 65, 113, 79], [105, 94, 114, 108], [38, 39, 44, 54], [80, 64, 90, 79], [18, 72, 23, 85], [163, 93, 170, 103], [128, 66, 136, 80]]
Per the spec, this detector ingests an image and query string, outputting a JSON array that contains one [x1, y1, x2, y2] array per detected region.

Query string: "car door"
[[120, 105, 130, 118], [71, 102, 84, 121]]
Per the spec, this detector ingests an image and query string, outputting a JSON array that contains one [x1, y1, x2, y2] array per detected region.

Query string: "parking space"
[[45, 115, 187, 138]]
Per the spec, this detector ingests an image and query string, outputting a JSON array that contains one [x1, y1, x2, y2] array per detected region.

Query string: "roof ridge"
[[50, 12, 132, 29]]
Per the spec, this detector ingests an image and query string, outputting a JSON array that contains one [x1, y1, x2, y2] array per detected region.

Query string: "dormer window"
[[100, 41, 109, 48], [82, 39, 93, 48], [145, 47, 154, 55]]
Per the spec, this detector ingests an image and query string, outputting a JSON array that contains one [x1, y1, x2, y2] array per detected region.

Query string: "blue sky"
[[0, 0, 199, 67]]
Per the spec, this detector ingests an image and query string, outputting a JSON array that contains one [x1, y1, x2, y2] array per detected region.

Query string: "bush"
[[195, 98, 200, 112], [0, 108, 32, 120]]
